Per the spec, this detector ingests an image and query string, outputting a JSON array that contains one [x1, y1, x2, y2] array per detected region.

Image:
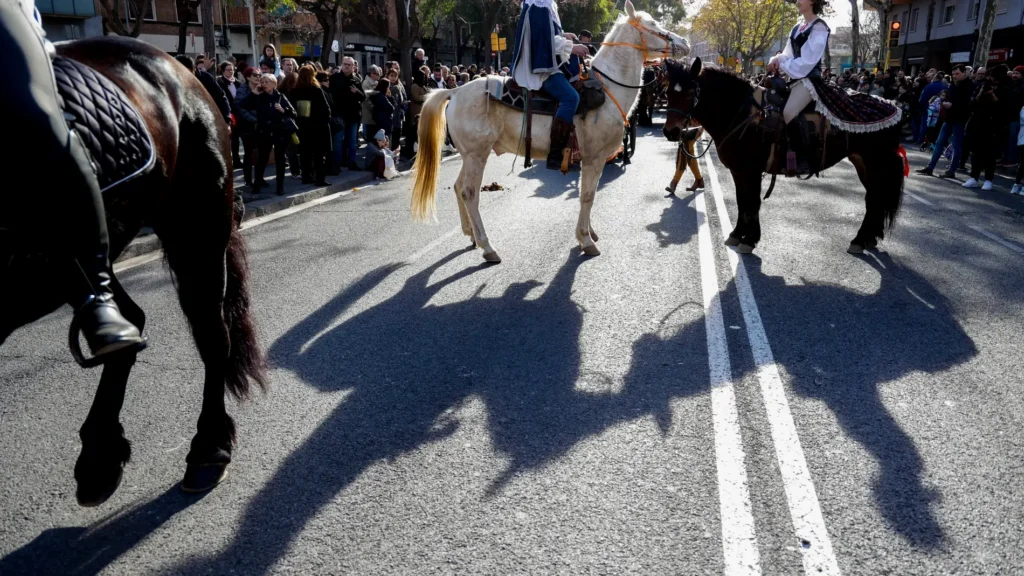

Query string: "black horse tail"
[[224, 228, 267, 400], [883, 144, 908, 231]]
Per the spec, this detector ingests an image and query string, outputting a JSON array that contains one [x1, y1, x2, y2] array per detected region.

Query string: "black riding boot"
[[547, 117, 573, 173], [64, 132, 145, 364], [786, 119, 809, 176]]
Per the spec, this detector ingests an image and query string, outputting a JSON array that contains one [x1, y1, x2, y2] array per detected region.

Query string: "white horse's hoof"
[[736, 243, 755, 254], [483, 251, 502, 263], [582, 244, 601, 257], [847, 243, 864, 254], [724, 236, 741, 247]]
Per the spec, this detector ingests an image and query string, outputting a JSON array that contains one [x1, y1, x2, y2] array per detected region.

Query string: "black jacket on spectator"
[[196, 69, 232, 125], [254, 90, 296, 139], [371, 90, 395, 134], [946, 78, 973, 124], [328, 71, 366, 123], [289, 85, 333, 151], [234, 84, 258, 136]]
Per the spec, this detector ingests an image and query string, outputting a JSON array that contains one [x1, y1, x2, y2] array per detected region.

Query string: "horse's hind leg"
[[848, 152, 888, 254], [459, 155, 500, 263], [453, 171, 474, 246], [74, 275, 141, 506], [164, 228, 236, 492]]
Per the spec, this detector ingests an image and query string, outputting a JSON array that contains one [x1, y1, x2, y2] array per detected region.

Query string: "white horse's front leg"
[[576, 162, 601, 256], [460, 156, 500, 263]]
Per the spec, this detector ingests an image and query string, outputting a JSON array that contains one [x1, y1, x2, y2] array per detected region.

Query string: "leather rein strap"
[[593, 18, 675, 127]]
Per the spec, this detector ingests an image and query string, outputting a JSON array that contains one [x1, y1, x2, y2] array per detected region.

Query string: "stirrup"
[[68, 309, 148, 368]]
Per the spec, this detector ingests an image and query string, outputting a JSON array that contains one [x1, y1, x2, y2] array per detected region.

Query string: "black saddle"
[[53, 56, 155, 193], [763, 75, 816, 117], [488, 77, 606, 119]]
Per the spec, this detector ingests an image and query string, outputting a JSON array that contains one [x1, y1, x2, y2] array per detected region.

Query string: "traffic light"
[[888, 21, 901, 48]]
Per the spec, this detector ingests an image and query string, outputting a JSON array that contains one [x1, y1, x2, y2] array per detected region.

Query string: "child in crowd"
[[921, 90, 947, 152], [367, 129, 400, 180]]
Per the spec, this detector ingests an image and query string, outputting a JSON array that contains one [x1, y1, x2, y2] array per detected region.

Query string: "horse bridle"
[[593, 18, 679, 125]]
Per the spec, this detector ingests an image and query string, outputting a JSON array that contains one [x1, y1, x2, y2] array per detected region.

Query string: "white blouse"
[[773, 18, 829, 80]]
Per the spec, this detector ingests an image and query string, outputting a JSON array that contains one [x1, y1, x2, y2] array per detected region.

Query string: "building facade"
[[886, 0, 1023, 73]]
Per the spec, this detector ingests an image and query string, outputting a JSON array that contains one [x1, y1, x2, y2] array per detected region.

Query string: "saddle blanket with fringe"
[[802, 76, 902, 134], [53, 56, 155, 192]]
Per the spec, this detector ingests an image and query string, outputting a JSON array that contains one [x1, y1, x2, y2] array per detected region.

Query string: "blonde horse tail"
[[411, 88, 454, 222]]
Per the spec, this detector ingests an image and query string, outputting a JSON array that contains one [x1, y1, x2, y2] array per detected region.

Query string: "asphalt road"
[[2, 120, 1022, 575]]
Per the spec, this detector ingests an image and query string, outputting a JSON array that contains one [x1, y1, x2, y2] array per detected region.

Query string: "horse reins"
[[591, 18, 677, 126]]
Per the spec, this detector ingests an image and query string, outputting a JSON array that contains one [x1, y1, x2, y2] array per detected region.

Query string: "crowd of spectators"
[[178, 46, 519, 191]]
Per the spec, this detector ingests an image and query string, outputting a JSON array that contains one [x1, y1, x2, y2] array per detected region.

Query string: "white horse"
[[411, 0, 688, 263]]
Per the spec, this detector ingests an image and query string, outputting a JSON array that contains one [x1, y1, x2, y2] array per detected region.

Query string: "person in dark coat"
[[385, 68, 406, 151], [370, 78, 396, 138], [175, 54, 232, 126], [216, 61, 243, 166], [328, 56, 366, 171], [234, 67, 262, 187], [290, 65, 333, 186], [252, 74, 297, 195]]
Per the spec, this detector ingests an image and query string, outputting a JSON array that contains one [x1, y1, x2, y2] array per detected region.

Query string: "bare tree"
[[973, 0, 998, 68], [201, 0, 216, 61], [97, 0, 151, 37]]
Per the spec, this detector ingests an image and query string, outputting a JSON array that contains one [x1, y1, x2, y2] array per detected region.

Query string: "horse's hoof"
[[76, 465, 124, 507], [736, 243, 755, 254], [181, 463, 229, 493], [582, 244, 601, 257], [724, 235, 741, 247], [482, 251, 502, 263], [590, 229, 599, 242], [847, 243, 865, 254]]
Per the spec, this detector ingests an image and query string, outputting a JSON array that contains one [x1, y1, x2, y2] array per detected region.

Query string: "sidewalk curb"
[[114, 152, 460, 264]]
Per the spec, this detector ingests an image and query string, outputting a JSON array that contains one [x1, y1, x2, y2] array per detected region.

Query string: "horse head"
[[617, 0, 689, 60], [662, 57, 702, 141]]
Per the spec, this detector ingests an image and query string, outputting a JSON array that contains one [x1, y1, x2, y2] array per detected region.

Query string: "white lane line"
[[695, 189, 762, 575], [968, 225, 1024, 255], [406, 226, 463, 263], [905, 191, 934, 206], [115, 154, 467, 273], [703, 152, 842, 575]]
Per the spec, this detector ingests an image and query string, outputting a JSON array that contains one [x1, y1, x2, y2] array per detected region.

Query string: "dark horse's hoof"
[[736, 243, 755, 254], [847, 242, 865, 254], [76, 465, 124, 507], [724, 235, 742, 247], [181, 464, 229, 493]]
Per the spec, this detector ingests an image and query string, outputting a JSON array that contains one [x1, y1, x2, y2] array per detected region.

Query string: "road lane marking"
[[695, 190, 762, 575], [968, 225, 1024, 255], [406, 227, 463, 263], [115, 155, 468, 273], [905, 191, 935, 206], [703, 152, 842, 575]]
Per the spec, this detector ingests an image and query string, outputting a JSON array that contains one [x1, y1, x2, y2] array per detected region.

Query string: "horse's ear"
[[690, 57, 702, 78], [624, 0, 637, 19]]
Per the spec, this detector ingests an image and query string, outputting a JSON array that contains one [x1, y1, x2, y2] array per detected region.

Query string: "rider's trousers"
[[783, 80, 814, 124], [541, 73, 580, 124], [1, 0, 110, 266]]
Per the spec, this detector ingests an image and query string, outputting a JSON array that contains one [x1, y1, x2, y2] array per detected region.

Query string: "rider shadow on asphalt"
[[167, 248, 968, 572], [0, 243, 975, 574]]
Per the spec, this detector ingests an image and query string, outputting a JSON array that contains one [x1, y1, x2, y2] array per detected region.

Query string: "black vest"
[[789, 19, 830, 79]]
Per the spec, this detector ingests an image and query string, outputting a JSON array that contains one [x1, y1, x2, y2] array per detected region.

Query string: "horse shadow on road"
[[170, 248, 712, 574], [0, 486, 206, 575], [740, 251, 977, 548], [163, 246, 970, 573]]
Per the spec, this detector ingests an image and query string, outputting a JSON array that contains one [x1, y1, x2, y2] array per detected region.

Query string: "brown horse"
[[0, 37, 265, 505], [661, 58, 908, 254]]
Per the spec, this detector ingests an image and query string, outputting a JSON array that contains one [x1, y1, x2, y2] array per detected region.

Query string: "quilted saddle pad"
[[53, 56, 155, 193], [486, 77, 559, 116]]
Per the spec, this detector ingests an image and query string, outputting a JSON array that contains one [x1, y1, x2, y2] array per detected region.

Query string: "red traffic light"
[[890, 21, 901, 30]]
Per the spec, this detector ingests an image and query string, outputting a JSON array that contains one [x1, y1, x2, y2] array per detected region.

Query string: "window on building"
[[910, 8, 919, 31], [941, 0, 955, 24], [968, 0, 979, 19], [128, 0, 157, 21], [997, 0, 1008, 14]]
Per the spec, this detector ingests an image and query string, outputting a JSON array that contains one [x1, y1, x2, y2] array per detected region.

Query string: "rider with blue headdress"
[[510, 0, 591, 170]]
